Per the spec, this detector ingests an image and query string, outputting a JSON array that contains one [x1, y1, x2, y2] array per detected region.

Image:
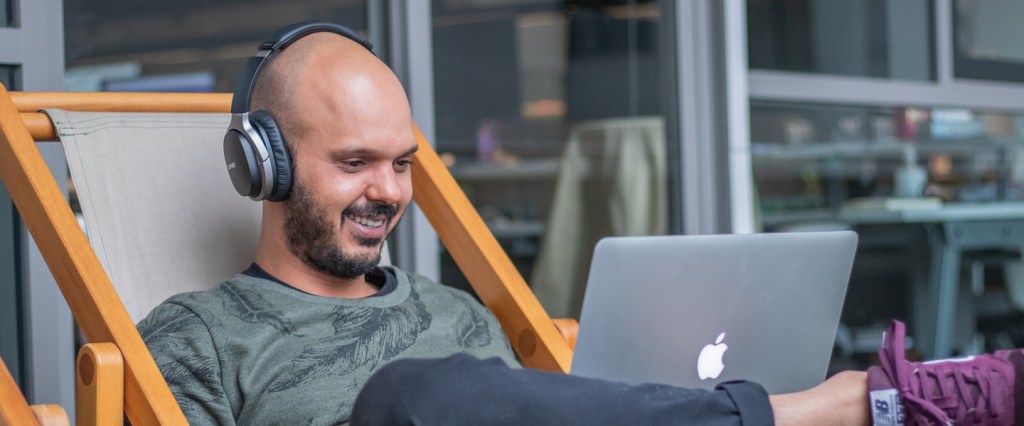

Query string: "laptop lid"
[[570, 231, 857, 394]]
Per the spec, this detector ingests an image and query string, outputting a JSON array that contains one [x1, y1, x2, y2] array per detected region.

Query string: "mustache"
[[342, 203, 398, 220]]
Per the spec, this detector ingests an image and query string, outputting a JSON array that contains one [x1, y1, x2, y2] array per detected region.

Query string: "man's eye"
[[341, 160, 365, 169], [395, 159, 413, 168]]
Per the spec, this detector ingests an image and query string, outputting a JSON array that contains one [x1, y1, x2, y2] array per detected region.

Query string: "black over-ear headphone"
[[223, 21, 374, 201]]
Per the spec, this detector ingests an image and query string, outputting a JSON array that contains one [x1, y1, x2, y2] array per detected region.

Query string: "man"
[[138, 26, 517, 424], [139, 24, 1022, 426]]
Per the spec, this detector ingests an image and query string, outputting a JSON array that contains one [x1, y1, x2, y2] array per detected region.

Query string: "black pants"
[[351, 354, 774, 426]]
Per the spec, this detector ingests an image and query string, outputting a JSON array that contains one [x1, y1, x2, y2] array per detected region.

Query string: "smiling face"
[[254, 33, 417, 284], [281, 179, 402, 279]]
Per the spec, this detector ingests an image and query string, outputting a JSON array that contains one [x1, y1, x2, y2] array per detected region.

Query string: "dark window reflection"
[[63, 0, 368, 92], [0, 0, 10, 27], [0, 65, 17, 90], [565, 6, 660, 120], [953, 0, 1024, 82], [747, 0, 934, 81]]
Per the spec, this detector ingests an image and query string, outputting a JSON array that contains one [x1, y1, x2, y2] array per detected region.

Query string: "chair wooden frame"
[[0, 86, 575, 424]]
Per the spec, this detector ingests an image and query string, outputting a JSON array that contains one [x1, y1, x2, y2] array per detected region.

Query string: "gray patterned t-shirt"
[[137, 266, 519, 425]]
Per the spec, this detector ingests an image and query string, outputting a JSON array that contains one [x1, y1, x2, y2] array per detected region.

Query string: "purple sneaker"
[[867, 320, 1024, 426]]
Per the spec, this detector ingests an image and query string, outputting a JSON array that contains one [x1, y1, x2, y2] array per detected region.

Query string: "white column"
[[723, 0, 755, 233], [389, 0, 441, 281]]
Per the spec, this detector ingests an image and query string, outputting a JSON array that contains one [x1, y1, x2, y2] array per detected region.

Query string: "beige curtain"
[[531, 116, 668, 318]]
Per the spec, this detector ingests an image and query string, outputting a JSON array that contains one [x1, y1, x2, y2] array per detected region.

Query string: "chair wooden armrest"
[[29, 405, 69, 426], [2, 342, 126, 426], [77, 343, 124, 426]]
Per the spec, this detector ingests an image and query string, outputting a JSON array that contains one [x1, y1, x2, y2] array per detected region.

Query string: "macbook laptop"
[[570, 231, 858, 394]]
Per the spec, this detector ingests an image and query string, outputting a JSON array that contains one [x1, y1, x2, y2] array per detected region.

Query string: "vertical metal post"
[[387, 0, 440, 281], [723, 0, 754, 234], [673, 0, 742, 235], [934, 0, 954, 86], [675, 0, 723, 235]]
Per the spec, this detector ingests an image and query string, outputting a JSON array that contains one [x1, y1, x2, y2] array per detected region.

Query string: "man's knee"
[[351, 359, 423, 424], [354, 358, 436, 410], [365, 354, 499, 392]]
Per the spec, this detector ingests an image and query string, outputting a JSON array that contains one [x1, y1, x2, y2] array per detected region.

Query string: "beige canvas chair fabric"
[[49, 110, 389, 322], [531, 116, 668, 319]]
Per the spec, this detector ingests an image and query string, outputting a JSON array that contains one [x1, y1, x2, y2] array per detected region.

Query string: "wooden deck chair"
[[0, 86, 577, 424]]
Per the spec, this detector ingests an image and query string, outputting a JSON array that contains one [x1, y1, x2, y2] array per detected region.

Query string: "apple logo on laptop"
[[697, 332, 728, 380]]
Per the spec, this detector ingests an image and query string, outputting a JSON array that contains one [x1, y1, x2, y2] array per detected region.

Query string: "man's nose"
[[367, 166, 402, 204]]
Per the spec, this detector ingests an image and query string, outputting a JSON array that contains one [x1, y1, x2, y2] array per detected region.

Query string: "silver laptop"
[[570, 231, 857, 394]]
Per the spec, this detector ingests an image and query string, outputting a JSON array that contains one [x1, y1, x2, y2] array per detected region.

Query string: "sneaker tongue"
[[868, 365, 896, 391]]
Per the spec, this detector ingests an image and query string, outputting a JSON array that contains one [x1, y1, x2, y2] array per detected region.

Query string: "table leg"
[[932, 230, 961, 359]]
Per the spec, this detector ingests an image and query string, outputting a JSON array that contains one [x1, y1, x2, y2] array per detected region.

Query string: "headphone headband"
[[230, 21, 374, 113], [225, 21, 374, 202]]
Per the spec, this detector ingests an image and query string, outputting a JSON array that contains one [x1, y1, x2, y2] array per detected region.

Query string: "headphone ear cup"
[[249, 110, 294, 201], [223, 121, 263, 199]]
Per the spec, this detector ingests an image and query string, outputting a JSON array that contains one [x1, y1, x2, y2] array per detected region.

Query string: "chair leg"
[[76, 343, 124, 426]]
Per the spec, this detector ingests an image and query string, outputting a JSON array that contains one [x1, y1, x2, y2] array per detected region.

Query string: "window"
[[0, 0, 11, 27], [752, 101, 1024, 222], [63, 0, 368, 92], [431, 0, 674, 318], [953, 0, 1024, 82], [0, 65, 17, 89], [748, 0, 933, 81]]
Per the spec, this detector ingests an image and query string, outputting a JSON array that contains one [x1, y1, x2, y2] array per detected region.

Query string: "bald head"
[[250, 32, 410, 153], [250, 31, 417, 293]]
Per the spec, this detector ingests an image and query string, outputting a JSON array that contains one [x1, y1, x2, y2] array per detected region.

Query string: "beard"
[[282, 182, 398, 279]]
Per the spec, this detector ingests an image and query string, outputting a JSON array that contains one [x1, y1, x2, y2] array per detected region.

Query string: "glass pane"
[[63, 1, 368, 92], [752, 101, 1024, 339], [747, 0, 934, 81], [432, 1, 672, 318], [0, 66, 18, 389], [0, 65, 17, 89], [953, 0, 1024, 82], [0, 0, 10, 27], [0, 179, 21, 387]]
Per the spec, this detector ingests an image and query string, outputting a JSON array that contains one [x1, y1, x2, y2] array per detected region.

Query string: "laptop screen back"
[[570, 231, 857, 393]]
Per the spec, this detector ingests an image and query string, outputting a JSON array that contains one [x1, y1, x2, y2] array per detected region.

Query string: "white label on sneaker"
[[869, 389, 905, 426]]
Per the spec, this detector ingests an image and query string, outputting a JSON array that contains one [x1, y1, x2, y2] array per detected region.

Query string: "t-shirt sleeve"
[[136, 302, 235, 425]]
